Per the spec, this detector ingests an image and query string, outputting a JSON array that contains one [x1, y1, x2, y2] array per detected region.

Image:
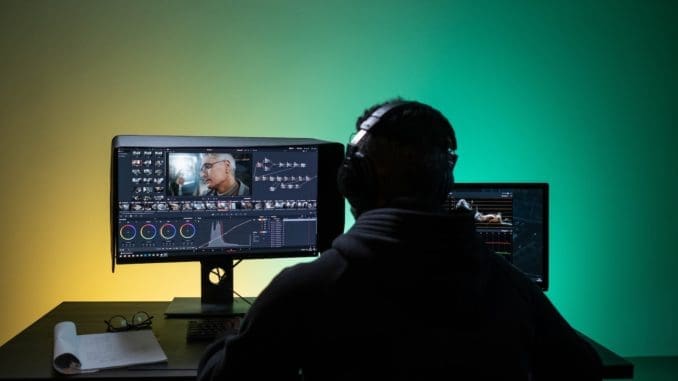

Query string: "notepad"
[[53, 321, 168, 375]]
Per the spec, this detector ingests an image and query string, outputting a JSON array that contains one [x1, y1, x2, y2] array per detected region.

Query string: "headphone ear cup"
[[336, 159, 353, 201], [337, 150, 375, 216]]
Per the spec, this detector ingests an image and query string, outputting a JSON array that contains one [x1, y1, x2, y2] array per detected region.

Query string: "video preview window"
[[168, 152, 252, 197]]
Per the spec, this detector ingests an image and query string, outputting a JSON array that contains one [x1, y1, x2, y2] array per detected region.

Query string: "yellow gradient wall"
[[1, 1, 676, 356]]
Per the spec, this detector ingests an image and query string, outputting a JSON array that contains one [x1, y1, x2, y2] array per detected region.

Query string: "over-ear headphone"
[[337, 100, 458, 217]]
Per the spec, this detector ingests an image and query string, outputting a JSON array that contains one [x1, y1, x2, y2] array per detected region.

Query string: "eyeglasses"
[[104, 311, 154, 332], [448, 150, 458, 167], [200, 160, 228, 172]]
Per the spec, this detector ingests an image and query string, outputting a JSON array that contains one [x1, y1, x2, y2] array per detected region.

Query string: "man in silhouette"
[[197, 99, 602, 380]]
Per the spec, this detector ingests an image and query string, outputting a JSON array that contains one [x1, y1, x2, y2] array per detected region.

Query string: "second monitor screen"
[[448, 184, 547, 288]]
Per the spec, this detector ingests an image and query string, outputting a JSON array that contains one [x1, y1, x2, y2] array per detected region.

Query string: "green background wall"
[[1, 0, 675, 356]]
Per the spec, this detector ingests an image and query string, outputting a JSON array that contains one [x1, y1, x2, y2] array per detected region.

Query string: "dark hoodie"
[[198, 208, 602, 380]]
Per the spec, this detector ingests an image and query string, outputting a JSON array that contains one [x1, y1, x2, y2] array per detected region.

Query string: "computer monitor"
[[110, 135, 345, 317], [446, 183, 549, 290]]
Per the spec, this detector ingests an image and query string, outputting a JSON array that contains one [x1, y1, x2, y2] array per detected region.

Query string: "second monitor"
[[447, 183, 549, 291]]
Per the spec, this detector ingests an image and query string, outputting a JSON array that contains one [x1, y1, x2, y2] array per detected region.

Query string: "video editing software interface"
[[115, 145, 320, 262], [447, 183, 548, 289]]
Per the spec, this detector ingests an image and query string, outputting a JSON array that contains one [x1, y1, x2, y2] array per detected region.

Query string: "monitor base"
[[165, 297, 253, 318]]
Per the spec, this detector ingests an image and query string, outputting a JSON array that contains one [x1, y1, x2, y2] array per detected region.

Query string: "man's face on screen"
[[200, 158, 229, 189]]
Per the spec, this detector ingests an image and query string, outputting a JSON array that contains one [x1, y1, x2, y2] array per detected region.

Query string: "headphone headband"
[[350, 100, 409, 146]]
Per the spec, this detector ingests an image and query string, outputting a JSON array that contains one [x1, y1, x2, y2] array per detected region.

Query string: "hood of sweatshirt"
[[332, 207, 479, 261], [324, 207, 493, 323]]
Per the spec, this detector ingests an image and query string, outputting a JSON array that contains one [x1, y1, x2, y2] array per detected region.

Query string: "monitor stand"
[[165, 259, 252, 318]]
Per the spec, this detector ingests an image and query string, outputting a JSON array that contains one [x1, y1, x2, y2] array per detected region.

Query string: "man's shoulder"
[[274, 249, 347, 287], [252, 250, 347, 312]]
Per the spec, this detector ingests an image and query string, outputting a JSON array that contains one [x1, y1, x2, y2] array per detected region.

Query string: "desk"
[[580, 331, 635, 379], [0, 301, 634, 380]]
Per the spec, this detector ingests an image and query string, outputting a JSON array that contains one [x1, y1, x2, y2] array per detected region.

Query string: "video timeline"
[[119, 199, 316, 212]]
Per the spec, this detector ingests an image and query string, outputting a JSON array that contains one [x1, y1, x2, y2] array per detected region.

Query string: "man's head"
[[200, 153, 237, 193], [337, 98, 457, 217]]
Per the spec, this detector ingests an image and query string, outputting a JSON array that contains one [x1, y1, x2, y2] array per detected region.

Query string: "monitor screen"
[[447, 183, 549, 290], [110, 135, 345, 316]]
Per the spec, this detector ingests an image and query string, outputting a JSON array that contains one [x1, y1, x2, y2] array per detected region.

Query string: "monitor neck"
[[164, 259, 252, 318]]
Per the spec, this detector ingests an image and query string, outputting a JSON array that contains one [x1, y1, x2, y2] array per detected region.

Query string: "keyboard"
[[186, 317, 242, 342]]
